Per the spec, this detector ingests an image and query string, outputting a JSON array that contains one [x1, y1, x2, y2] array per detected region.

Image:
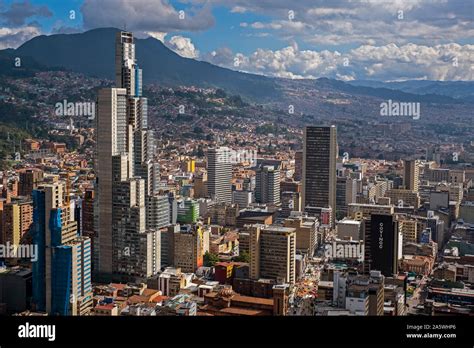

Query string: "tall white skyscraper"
[[207, 147, 232, 204], [95, 31, 160, 281], [95, 88, 128, 276]]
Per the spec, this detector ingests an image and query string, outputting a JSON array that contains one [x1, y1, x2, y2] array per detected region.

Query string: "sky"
[[0, 0, 473, 81]]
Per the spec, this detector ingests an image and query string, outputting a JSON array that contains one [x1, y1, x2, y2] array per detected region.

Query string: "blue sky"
[[0, 0, 473, 81], [178, 6, 282, 54]]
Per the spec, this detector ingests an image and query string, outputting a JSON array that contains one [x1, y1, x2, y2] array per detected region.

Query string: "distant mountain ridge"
[[8, 27, 280, 100], [0, 27, 472, 104], [313, 77, 464, 104], [348, 80, 474, 102]]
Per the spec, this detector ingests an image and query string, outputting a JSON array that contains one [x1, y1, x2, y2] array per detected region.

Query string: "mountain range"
[[1, 27, 473, 104]]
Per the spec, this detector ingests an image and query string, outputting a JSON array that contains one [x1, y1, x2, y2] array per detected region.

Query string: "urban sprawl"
[[0, 32, 473, 317]]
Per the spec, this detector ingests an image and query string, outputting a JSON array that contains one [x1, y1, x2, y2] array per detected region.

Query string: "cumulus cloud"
[[0, 25, 41, 49], [202, 47, 234, 66], [81, 0, 215, 33], [208, 0, 474, 47], [50, 21, 82, 35], [0, 0, 51, 48], [166, 35, 199, 58], [0, 0, 52, 26], [145, 31, 167, 43], [203, 42, 474, 81]]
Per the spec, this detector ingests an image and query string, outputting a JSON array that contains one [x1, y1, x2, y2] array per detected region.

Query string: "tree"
[[234, 251, 250, 263], [204, 251, 219, 267]]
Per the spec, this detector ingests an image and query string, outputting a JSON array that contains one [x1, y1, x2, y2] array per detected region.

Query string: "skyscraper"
[[51, 233, 92, 316], [95, 87, 128, 277], [32, 183, 92, 315], [364, 214, 401, 277], [302, 126, 337, 224], [255, 165, 280, 205], [115, 31, 153, 194], [32, 182, 63, 313], [336, 176, 357, 218], [403, 159, 419, 192], [95, 31, 160, 281], [146, 195, 170, 230], [207, 147, 232, 204], [82, 189, 95, 270], [294, 150, 303, 181]]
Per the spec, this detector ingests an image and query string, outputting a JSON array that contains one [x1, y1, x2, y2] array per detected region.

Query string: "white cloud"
[[81, 0, 214, 32], [203, 42, 474, 81], [250, 22, 265, 29], [166, 35, 199, 58], [202, 0, 474, 48], [146, 31, 167, 43], [231, 6, 247, 13], [0, 25, 41, 49]]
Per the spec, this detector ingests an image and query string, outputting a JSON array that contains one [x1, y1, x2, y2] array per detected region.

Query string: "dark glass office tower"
[[302, 126, 337, 225]]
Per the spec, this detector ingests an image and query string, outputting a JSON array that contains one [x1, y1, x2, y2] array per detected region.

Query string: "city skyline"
[[0, 1, 473, 345]]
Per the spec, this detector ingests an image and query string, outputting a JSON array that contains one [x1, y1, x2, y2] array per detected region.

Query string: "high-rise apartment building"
[[403, 159, 419, 192], [173, 225, 206, 273], [336, 176, 357, 218], [255, 165, 280, 205], [249, 225, 296, 284], [232, 190, 253, 208], [82, 189, 95, 269], [283, 214, 318, 256], [146, 195, 170, 230], [398, 217, 418, 244], [294, 150, 303, 181], [207, 147, 232, 204], [3, 199, 32, 246], [302, 126, 337, 225]]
